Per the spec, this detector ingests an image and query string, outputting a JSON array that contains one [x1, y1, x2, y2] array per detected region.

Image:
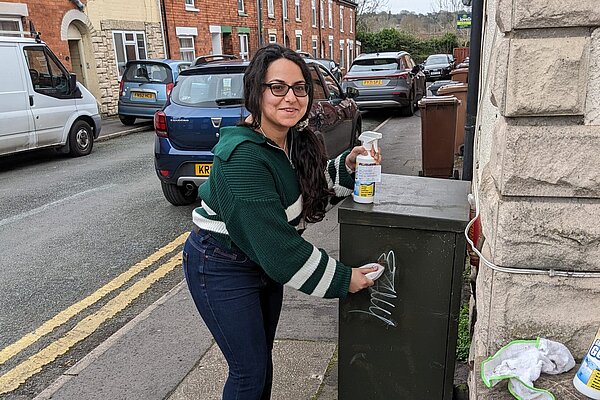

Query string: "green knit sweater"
[[193, 125, 355, 299]]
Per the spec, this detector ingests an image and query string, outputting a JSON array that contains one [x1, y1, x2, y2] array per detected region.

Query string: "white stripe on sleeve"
[[285, 246, 322, 289]]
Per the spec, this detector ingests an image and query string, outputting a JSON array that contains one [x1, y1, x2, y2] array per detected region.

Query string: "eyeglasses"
[[263, 82, 310, 97]]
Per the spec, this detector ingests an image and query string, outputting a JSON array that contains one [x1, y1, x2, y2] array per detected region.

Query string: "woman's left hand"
[[345, 145, 382, 172]]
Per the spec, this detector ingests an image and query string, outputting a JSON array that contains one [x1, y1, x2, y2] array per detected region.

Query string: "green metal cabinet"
[[338, 173, 470, 400]]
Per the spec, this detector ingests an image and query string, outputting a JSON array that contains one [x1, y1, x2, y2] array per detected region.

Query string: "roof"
[[354, 51, 409, 59], [0, 36, 45, 44]]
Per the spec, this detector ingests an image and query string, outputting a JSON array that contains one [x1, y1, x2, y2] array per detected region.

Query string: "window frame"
[[328, 0, 332, 28], [112, 30, 147, 79], [268, 0, 275, 17], [295, 0, 301, 21], [312, 38, 318, 58], [339, 6, 344, 32], [238, 0, 245, 14], [178, 36, 195, 61], [283, 0, 288, 20], [295, 33, 302, 51], [269, 34, 277, 43], [0, 17, 23, 37], [311, 0, 317, 27], [239, 33, 249, 60], [23, 45, 75, 99], [349, 10, 353, 33]]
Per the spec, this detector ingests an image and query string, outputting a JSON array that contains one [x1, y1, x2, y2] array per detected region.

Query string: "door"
[[67, 23, 87, 88], [23, 45, 78, 147], [211, 32, 222, 55], [0, 43, 35, 155]]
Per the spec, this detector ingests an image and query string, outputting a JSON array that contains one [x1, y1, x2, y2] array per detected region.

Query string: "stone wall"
[[470, 0, 600, 398], [93, 20, 164, 116]]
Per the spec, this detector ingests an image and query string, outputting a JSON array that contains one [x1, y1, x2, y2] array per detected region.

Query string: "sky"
[[385, 0, 439, 15]]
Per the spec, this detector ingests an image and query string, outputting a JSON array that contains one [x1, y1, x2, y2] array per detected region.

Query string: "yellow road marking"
[[0, 232, 188, 366], [0, 252, 183, 395]]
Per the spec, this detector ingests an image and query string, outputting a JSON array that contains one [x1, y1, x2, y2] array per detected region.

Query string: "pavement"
[[33, 112, 429, 400]]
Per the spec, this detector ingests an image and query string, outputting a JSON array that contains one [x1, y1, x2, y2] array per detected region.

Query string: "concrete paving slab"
[[35, 283, 213, 400], [167, 340, 336, 400]]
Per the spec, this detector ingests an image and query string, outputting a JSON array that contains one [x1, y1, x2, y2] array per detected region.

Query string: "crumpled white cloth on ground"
[[482, 338, 576, 400]]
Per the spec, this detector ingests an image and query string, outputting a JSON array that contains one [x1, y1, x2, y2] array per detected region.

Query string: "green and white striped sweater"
[[193, 125, 355, 299]]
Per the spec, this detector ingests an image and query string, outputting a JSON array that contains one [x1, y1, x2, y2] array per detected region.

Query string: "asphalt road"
[[0, 111, 392, 397]]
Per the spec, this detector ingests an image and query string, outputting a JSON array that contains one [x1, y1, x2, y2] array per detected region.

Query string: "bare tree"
[[432, 0, 464, 13], [356, 0, 389, 16]]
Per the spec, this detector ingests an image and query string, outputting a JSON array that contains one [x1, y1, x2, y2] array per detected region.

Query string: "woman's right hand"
[[348, 267, 376, 293]]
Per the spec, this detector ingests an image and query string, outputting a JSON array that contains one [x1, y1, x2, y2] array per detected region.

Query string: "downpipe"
[[462, 0, 484, 181]]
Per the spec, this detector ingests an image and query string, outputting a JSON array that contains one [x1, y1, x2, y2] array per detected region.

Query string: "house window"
[[320, 0, 324, 28], [350, 10, 353, 33], [339, 6, 344, 32], [268, 0, 274, 17], [238, 0, 245, 14], [239, 34, 249, 59], [348, 39, 353, 65], [328, 0, 332, 28], [178, 36, 195, 61], [339, 40, 344, 68], [283, 0, 288, 19], [113, 31, 147, 77], [312, 39, 318, 58], [295, 0, 301, 20], [295, 34, 302, 51], [0, 18, 22, 37], [311, 0, 316, 27], [328, 37, 333, 59], [184, 0, 198, 10], [269, 34, 277, 43]]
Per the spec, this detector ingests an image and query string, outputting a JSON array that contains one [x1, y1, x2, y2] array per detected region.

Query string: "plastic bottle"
[[573, 327, 600, 399], [353, 131, 382, 204]]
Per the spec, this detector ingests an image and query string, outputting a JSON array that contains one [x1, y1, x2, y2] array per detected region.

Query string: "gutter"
[[461, 0, 483, 181]]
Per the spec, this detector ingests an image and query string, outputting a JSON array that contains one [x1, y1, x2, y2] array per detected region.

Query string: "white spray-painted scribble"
[[348, 250, 398, 327]]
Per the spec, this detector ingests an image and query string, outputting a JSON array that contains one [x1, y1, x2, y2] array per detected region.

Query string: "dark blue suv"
[[154, 58, 362, 205]]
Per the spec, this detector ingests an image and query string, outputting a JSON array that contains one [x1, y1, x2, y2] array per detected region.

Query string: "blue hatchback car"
[[118, 59, 190, 125], [154, 58, 361, 205]]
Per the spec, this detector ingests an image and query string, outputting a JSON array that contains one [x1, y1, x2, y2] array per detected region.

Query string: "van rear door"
[[0, 42, 35, 155], [22, 45, 78, 148]]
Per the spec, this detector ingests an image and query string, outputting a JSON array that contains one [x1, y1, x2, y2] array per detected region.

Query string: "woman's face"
[[260, 58, 309, 134]]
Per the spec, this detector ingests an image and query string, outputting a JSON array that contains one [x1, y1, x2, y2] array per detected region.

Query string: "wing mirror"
[[346, 86, 359, 99]]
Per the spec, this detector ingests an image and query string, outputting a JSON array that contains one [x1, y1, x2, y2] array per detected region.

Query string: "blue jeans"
[[182, 228, 284, 400]]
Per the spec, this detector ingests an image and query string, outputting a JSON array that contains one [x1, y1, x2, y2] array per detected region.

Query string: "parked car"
[[191, 54, 238, 67], [422, 54, 455, 81], [118, 59, 191, 125], [154, 58, 362, 205], [0, 34, 101, 157], [312, 58, 342, 82], [340, 51, 426, 116]]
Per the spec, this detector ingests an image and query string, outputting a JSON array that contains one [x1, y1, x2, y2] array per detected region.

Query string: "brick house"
[[1, 0, 357, 116], [162, 0, 358, 70]]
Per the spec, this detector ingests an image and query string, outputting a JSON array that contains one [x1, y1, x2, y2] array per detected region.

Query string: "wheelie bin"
[[418, 96, 460, 178], [438, 83, 468, 155], [450, 67, 468, 83]]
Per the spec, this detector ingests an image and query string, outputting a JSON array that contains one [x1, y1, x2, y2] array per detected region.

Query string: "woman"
[[182, 43, 381, 400]]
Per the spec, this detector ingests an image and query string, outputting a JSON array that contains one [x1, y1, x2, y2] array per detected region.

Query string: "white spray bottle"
[[353, 131, 382, 204]]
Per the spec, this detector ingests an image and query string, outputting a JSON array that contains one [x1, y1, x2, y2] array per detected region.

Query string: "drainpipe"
[[157, 0, 169, 58], [462, 0, 483, 181], [156, 0, 171, 58], [257, 0, 264, 46], [282, 2, 287, 47]]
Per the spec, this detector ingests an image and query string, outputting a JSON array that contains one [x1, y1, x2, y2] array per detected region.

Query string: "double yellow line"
[[0, 232, 189, 395]]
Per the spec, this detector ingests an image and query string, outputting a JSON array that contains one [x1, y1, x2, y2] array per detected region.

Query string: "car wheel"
[[161, 182, 198, 206], [68, 120, 94, 157], [401, 93, 415, 117], [119, 115, 136, 126]]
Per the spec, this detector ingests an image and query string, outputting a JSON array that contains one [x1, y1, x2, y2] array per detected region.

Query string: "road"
[[0, 111, 397, 398]]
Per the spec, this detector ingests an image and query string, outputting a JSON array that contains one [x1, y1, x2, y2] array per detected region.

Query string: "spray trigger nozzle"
[[358, 131, 382, 152]]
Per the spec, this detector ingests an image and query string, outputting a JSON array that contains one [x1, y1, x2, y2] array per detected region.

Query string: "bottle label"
[[356, 163, 381, 183], [577, 338, 600, 389]]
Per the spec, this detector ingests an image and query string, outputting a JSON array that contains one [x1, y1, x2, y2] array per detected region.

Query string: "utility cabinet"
[[338, 173, 470, 400]]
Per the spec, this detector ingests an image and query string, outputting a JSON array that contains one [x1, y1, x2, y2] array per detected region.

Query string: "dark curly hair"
[[242, 44, 333, 223]]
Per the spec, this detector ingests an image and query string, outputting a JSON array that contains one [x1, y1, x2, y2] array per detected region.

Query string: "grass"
[[456, 302, 471, 361]]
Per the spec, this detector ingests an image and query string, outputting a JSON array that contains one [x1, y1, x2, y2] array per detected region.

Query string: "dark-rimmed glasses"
[[263, 82, 310, 97]]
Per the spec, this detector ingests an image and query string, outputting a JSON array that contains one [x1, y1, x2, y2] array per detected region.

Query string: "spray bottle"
[[573, 327, 600, 399], [353, 131, 382, 204]]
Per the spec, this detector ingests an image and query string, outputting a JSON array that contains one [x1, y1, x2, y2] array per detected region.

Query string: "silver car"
[[341, 51, 426, 116]]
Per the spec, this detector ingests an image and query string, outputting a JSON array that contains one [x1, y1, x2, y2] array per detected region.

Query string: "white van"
[[0, 35, 101, 157]]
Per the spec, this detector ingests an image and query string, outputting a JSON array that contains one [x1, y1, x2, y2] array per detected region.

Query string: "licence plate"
[[431, 71, 441, 75], [362, 80, 383, 86], [195, 163, 212, 177], [132, 91, 155, 99]]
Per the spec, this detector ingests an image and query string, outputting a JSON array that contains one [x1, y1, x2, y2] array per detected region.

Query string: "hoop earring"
[[295, 119, 309, 131]]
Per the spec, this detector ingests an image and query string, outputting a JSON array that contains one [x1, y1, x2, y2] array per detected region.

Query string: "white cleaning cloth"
[[482, 338, 575, 400]]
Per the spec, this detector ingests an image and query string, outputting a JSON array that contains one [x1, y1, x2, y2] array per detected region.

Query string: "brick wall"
[[1, 0, 85, 70]]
